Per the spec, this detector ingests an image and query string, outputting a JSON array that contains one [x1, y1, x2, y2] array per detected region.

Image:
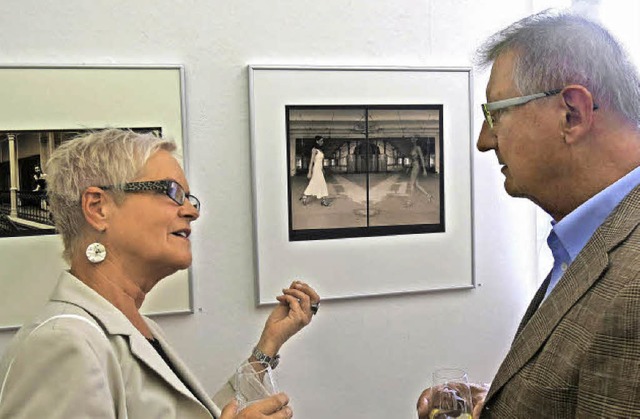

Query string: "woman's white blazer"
[[0, 271, 234, 418]]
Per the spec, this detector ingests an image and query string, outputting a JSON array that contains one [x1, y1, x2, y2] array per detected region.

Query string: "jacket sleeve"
[[0, 321, 120, 419], [212, 376, 236, 412], [576, 276, 640, 417]]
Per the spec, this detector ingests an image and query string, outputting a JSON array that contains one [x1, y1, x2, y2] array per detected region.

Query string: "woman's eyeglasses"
[[99, 180, 200, 211]]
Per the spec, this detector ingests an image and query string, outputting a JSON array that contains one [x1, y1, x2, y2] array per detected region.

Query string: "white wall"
[[0, 1, 552, 418]]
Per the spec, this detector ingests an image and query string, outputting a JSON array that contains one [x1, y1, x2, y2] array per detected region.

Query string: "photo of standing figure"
[[301, 135, 331, 207], [406, 136, 433, 207], [286, 105, 444, 240]]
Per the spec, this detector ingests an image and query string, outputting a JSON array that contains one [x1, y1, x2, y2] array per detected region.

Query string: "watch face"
[[86, 242, 107, 263]]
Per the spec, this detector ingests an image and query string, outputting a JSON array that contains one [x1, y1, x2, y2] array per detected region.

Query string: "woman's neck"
[[70, 261, 154, 339]]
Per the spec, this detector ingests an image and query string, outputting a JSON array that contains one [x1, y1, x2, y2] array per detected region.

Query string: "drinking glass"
[[429, 368, 473, 419], [234, 361, 279, 411]]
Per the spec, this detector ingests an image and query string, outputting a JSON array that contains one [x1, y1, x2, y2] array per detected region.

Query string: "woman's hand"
[[220, 393, 292, 418], [255, 281, 320, 357]]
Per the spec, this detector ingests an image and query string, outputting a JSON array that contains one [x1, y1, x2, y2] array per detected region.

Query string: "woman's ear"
[[82, 186, 111, 232], [561, 84, 596, 144]]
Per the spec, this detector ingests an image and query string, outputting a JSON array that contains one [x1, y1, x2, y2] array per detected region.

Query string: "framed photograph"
[[0, 65, 190, 329], [249, 65, 475, 304], [286, 104, 444, 241]]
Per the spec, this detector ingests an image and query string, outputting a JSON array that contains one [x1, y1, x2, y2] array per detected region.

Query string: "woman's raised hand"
[[220, 393, 292, 419], [256, 281, 320, 357]]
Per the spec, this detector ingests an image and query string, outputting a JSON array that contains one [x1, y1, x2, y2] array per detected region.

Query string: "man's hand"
[[417, 383, 489, 419]]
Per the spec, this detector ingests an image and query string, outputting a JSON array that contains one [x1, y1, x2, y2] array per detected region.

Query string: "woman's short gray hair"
[[476, 9, 640, 126], [46, 129, 177, 263]]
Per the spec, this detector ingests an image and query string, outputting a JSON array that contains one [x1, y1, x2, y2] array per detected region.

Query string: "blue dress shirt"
[[544, 166, 640, 299]]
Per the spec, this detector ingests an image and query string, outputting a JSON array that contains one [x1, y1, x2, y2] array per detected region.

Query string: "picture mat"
[[0, 66, 190, 329], [249, 66, 474, 304]]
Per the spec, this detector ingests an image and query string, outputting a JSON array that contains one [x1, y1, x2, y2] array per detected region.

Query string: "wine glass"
[[234, 361, 279, 411], [430, 368, 473, 419]]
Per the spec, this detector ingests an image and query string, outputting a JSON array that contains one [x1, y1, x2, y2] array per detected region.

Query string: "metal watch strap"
[[252, 346, 280, 369]]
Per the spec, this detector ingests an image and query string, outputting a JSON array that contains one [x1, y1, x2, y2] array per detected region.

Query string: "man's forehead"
[[486, 51, 518, 100]]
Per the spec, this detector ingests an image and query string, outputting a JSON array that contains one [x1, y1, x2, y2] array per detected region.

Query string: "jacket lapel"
[[485, 185, 640, 403], [127, 332, 208, 406], [145, 319, 223, 417], [512, 273, 551, 342], [50, 272, 216, 417]]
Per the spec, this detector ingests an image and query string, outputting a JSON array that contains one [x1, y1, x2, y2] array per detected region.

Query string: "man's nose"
[[476, 121, 496, 152]]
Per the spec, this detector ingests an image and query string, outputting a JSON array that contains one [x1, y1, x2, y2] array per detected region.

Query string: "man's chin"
[[503, 179, 525, 198]]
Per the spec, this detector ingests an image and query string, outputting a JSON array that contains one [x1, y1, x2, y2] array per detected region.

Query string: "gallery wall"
[[0, 1, 562, 418]]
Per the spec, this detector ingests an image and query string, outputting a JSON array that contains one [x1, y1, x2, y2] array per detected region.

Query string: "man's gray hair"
[[45, 129, 177, 263], [476, 10, 640, 126]]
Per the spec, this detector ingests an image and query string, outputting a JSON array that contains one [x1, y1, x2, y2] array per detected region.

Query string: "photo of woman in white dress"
[[301, 135, 331, 207], [286, 105, 444, 240]]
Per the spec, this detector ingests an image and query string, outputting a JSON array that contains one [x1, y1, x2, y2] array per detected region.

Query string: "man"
[[418, 10, 640, 418]]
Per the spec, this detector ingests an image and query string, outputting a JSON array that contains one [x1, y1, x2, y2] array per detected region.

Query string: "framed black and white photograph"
[[287, 104, 444, 241], [0, 65, 190, 329], [249, 65, 475, 303], [1, 127, 162, 239]]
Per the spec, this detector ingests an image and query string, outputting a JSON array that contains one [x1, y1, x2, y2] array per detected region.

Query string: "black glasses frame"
[[100, 180, 200, 211]]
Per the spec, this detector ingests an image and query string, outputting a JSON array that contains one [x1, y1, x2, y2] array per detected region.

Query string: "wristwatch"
[[252, 346, 280, 369]]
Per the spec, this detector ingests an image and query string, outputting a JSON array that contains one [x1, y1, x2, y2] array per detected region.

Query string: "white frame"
[[248, 65, 475, 304], [0, 65, 191, 329]]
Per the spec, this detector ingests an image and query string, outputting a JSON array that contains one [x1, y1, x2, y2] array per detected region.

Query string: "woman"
[[0, 129, 320, 419], [301, 135, 330, 207], [406, 136, 433, 207]]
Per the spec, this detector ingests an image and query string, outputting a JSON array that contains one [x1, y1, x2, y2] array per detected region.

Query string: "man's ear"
[[560, 84, 596, 143], [82, 187, 111, 232]]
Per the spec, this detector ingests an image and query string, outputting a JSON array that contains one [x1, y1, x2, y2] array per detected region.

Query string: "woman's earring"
[[86, 242, 107, 263]]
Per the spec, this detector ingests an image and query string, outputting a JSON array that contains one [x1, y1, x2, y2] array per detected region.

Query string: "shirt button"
[[561, 262, 568, 271]]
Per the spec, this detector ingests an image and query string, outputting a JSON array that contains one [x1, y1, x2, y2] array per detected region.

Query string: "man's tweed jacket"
[[482, 185, 640, 418]]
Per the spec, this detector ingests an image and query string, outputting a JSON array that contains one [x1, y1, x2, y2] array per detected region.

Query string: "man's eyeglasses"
[[100, 180, 200, 211], [481, 89, 563, 129], [481, 88, 600, 129]]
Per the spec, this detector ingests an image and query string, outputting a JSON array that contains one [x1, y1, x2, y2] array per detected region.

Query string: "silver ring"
[[310, 302, 320, 315]]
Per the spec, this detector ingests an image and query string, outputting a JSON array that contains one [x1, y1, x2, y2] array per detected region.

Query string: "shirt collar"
[[552, 166, 640, 261]]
